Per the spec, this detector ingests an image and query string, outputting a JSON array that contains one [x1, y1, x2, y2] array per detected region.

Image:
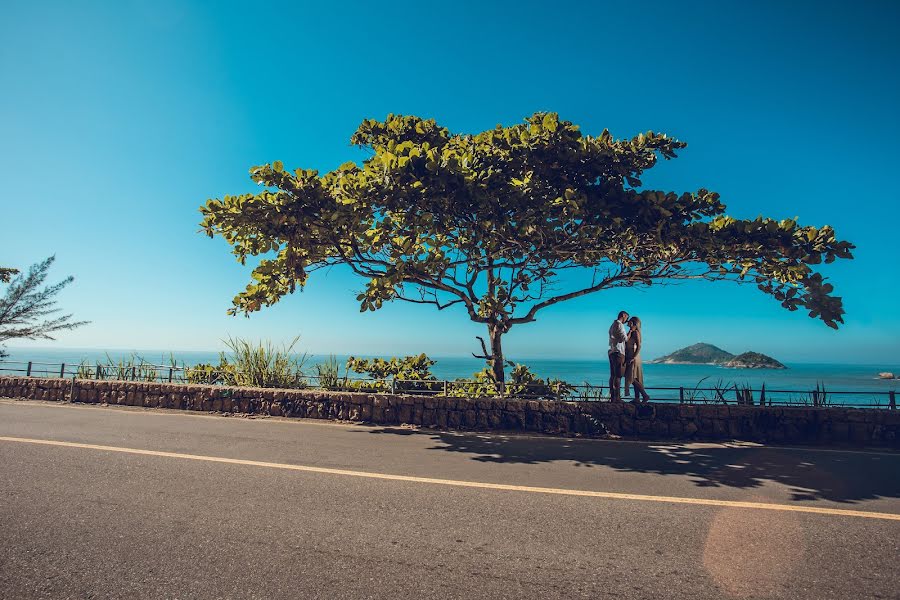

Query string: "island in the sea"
[[650, 343, 786, 369]]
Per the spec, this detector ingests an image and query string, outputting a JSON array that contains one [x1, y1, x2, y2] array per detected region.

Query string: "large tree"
[[200, 113, 853, 385], [0, 256, 88, 359]]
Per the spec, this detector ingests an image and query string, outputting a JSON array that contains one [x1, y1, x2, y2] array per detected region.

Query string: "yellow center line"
[[2, 435, 898, 522]]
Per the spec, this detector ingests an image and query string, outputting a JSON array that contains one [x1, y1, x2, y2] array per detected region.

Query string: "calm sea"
[[3, 347, 897, 404]]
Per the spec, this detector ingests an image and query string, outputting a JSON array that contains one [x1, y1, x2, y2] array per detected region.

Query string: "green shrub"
[[315, 355, 348, 390], [76, 354, 163, 382], [452, 363, 572, 399], [184, 337, 308, 389], [224, 336, 308, 389], [184, 356, 235, 385], [345, 353, 440, 393], [810, 382, 829, 407]]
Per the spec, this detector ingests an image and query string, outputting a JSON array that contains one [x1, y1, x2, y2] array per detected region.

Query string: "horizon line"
[[3, 345, 897, 368]]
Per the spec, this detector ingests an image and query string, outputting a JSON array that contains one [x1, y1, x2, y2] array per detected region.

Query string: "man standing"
[[608, 310, 629, 402]]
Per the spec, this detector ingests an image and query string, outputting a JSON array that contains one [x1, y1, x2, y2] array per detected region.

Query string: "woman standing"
[[624, 316, 651, 403]]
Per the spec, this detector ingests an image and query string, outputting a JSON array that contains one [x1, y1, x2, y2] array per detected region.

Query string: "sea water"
[[3, 347, 896, 404]]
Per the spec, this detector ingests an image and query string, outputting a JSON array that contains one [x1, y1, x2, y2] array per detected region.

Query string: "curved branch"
[[509, 271, 630, 325], [472, 335, 492, 360]]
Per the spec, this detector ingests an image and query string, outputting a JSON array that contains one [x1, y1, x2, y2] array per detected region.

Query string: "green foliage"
[[735, 384, 754, 405], [184, 357, 234, 385], [201, 112, 854, 383], [810, 382, 830, 407], [315, 355, 348, 390], [76, 354, 163, 382], [345, 353, 440, 393], [183, 337, 308, 389], [76, 361, 92, 379], [454, 363, 572, 399], [711, 379, 733, 404], [225, 336, 308, 388], [684, 377, 711, 402], [579, 381, 606, 402], [0, 257, 88, 358]]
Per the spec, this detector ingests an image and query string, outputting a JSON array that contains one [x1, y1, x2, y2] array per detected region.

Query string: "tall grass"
[[685, 376, 710, 402], [315, 355, 347, 390], [735, 383, 754, 405], [578, 381, 606, 402], [810, 381, 829, 407], [76, 354, 162, 382], [223, 336, 308, 389]]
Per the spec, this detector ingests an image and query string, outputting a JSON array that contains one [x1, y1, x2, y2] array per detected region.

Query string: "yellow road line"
[[1, 435, 898, 522]]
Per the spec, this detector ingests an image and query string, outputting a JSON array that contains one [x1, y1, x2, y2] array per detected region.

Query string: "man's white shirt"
[[609, 320, 626, 355]]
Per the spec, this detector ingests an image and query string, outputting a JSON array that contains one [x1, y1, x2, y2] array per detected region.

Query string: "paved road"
[[0, 399, 897, 600]]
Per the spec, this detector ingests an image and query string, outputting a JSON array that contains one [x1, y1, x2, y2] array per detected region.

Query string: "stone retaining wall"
[[1, 376, 897, 447]]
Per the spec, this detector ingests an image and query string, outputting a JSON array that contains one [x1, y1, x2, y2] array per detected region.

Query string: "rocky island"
[[724, 351, 786, 369], [650, 343, 786, 369]]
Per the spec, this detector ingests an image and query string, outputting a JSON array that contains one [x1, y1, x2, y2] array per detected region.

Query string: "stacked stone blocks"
[[1, 376, 897, 447]]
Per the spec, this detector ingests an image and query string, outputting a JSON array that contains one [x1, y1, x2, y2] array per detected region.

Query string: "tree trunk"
[[488, 324, 505, 392]]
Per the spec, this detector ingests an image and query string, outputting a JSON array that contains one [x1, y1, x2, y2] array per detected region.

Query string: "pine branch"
[[0, 256, 88, 344]]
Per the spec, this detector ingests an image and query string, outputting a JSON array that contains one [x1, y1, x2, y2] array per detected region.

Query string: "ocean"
[[2, 347, 897, 406]]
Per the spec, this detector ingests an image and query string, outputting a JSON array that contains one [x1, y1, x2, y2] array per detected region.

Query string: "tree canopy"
[[200, 112, 853, 385], [0, 256, 88, 358]]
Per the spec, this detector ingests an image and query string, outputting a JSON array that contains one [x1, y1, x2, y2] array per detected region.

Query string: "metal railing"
[[0, 360, 896, 409]]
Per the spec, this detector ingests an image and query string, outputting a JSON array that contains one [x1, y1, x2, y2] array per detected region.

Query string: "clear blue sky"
[[2, 0, 898, 363]]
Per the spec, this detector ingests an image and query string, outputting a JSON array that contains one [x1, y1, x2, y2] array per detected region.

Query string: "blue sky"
[[1, 0, 898, 363]]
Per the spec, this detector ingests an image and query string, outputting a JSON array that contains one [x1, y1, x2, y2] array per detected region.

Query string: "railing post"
[[59, 363, 66, 378], [168, 368, 173, 383], [131, 366, 136, 381], [390, 378, 396, 395], [443, 380, 448, 396], [26, 361, 32, 377], [69, 375, 76, 402], [679, 386, 684, 403], [96, 364, 101, 380], [890, 390, 896, 411]]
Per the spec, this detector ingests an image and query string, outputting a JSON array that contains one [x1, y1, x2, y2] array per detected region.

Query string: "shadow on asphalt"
[[358, 427, 900, 504]]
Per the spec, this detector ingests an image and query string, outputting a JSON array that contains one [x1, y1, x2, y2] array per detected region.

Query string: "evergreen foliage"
[[0, 256, 87, 359]]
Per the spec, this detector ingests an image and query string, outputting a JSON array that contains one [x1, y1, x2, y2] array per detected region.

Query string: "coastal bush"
[[315, 355, 348, 390], [184, 357, 234, 386], [345, 353, 440, 393], [76, 361, 92, 379], [809, 382, 830, 407], [184, 337, 308, 389], [76, 354, 166, 382], [576, 382, 606, 402], [735, 384, 754, 405], [453, 363, 573, 400], [684, 377, 711, 402], [225, 336, 308, 389], [710, 379, 733, 404]]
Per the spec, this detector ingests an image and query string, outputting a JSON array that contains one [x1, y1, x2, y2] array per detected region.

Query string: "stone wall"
[[1, 376, 897, 447]]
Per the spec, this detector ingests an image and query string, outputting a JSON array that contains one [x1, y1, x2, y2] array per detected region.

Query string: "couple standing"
[[608, 310, 650, 403]]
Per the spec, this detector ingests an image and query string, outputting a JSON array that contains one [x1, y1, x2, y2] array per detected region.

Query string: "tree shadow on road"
[[362, 427, 900, 504]]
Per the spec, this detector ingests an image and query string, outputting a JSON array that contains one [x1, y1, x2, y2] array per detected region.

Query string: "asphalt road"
[[0, 399, 898, 600]]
